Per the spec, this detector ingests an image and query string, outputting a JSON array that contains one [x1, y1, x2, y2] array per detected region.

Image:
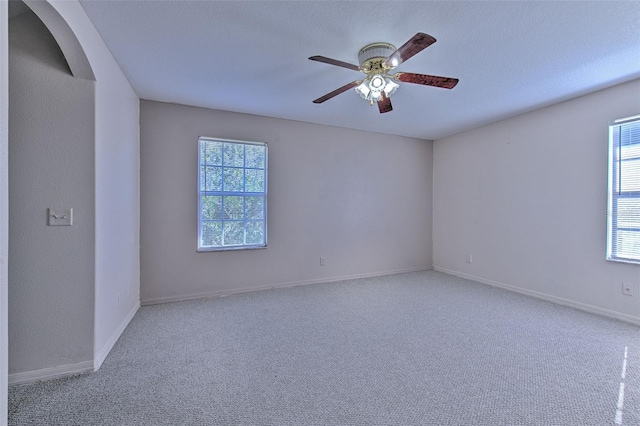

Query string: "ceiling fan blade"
[[313, 81, 361, 104], [309, 56, 360, 71], [378, 97, 392, 114], [395, 72, 459, 89], [384, 33, 436, 68]]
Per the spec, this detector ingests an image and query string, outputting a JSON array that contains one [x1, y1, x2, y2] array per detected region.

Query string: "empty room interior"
[[2, 1, 640, 425]]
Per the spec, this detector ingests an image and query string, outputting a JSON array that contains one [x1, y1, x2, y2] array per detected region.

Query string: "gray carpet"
[[8, 271, 640, 425]]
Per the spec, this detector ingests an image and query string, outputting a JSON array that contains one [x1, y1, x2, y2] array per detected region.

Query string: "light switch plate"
[[48, 208, 73, 226]]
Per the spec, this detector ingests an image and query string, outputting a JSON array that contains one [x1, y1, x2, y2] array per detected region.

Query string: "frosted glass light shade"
[[355, 75, 399, 103]]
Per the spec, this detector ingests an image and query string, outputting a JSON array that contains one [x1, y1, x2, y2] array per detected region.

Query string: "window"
[[607, 115, 640, 263], [198, 137, 267, 251]]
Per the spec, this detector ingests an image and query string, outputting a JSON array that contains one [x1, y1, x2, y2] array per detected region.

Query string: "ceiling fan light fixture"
[[370, 75, 385, 89], [355, 81, 371, 99], [383, 78, 399, 97], [355, 75, 399, 104]]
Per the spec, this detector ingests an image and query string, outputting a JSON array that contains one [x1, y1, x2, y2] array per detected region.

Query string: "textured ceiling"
[[78, 1, 640, 140]]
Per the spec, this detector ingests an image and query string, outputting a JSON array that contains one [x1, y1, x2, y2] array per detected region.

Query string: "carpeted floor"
[[8, 271, 640, 425]]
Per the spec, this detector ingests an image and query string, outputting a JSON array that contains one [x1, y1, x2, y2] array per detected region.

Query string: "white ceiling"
[[78, 1, 640, 140]]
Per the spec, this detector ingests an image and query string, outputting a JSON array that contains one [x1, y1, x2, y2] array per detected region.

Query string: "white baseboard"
[[142, 266, 433, 306], [9, 360, 94, 386], [10, 302, 140, 386], [94, 301, 140, 370], [434, 266, 640, 326]]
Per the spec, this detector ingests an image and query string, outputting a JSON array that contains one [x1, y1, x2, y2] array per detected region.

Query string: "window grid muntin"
[[198, 137, 267, 251]]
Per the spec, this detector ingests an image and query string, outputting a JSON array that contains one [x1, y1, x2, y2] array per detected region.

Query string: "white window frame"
[[197, 137, 268, 252], [607, 114, 640, 264]]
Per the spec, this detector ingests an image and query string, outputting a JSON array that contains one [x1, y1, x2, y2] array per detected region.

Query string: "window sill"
[[197, 245, 267, 253], [607, 256, 640, 265]]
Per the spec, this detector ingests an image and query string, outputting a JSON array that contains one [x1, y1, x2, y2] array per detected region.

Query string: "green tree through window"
[[198, 138, 267, 250]]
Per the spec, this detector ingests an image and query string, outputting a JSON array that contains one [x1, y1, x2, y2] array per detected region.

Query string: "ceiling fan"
[[309, 33, 458, 114]]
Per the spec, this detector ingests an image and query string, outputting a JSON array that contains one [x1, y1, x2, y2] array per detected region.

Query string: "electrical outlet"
[[320, 257, 325, 266], [466, 254, 473, 264], [622, 282, 634, 296]]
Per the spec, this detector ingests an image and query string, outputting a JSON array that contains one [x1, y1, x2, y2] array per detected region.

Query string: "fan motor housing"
[[358, 42, 396, 72]]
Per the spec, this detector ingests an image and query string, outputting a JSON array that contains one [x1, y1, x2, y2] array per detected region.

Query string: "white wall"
[[140, 101, 433, 303], [9, 10, 95, 375], [7, 0, 139, 384], [0, 1, 8, 423], [433, 79, 640, 323], [47, 0, 141, 368]]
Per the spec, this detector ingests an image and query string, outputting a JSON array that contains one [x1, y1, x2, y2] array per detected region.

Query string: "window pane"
[[223, 221, 244, 245], [202, 221, 223, 247], [620, 143, 640, 160], [245, 196, 264, 220], [246, 221, 264, 245], [223, 168, 244, 192], [620, 158, 640, 192], [223, 143, 244, 167], [245, 145, 265, 169], [223, 196, 244, 220], [201, 196, 222, 220], [245, 169, 264, 192], [616, 198, 640, 229], [203, 142, 223, 165], [615, 230, 640, 260], [201, 166, 222, 191]]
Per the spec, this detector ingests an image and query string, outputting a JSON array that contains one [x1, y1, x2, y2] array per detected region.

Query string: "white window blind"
[[607, 115, 640, 263], [198, 137, 267, 251]]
